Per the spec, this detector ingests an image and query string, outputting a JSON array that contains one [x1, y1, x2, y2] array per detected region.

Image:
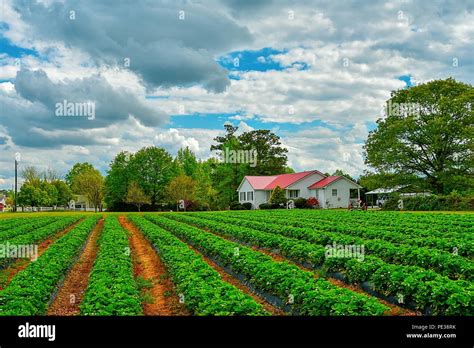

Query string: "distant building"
[[237, 170, 361, 209]]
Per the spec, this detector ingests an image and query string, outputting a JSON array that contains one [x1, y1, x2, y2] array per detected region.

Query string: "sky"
[[0, 0, 473, 189]]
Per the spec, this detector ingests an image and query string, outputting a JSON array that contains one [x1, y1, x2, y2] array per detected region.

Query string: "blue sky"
[[0, 0, 472, 188]]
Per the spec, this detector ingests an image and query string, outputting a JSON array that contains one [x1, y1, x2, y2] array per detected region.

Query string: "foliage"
[[165, 175, 197, 206], [294, 198, 308, 208], [65, 162, 95, 189], [128, 147, 176, 207], [269, 186, 287, 205], [81, 216, 142, 315], [0, 217, 99, 315], [125, 182, 150, 212], [73, 167, 104, 212], [364, 78, 474, 194], [382, 192, 474, 211], [129, 215, 267, 315], [147, 214, 388, 315]]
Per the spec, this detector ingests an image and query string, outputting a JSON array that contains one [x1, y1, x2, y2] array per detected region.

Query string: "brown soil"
[[186, 243, 284, 316], [47, 218, 104, 316], [0, 218, 84, 290], [118, 215, 189, 316]]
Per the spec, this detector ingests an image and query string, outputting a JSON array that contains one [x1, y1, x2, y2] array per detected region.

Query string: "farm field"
[[0, 210, 472, 316]]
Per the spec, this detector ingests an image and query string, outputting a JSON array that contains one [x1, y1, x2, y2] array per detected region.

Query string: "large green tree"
[[364, 78, 473, 194], [128, 146, 175, 207], [65, 162, 95, 191], [104, 151, 133, 210]]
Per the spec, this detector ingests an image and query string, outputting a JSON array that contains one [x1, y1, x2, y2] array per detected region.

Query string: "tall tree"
[[104, 151, 133, 210], [238, 129, 288, 175], [165, 174, 197, 207], [66, 162, 95, 191], [128, 146, 174, 207], [364, 78, 473, 194], [74, 168, 104, 212], [176, 147, 199, 178], [125, 182, 150, 212]]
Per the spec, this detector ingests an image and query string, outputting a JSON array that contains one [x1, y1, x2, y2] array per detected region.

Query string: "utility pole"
[[14, 153, 20, 212]]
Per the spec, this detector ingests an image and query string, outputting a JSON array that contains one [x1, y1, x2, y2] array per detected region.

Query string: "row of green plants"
[[128, 215, 267, 315], [255, 209, 471, 237], [169, 213, 326, 266], [224, 211, 472, 257], [254, 208, 472, 232], [80, 216, 142, 315], [209, 213, 473, 281], [0, 217, 41, 232], [0, 217, 60, 242], [183, 213, 472, 315], [146, 214, 389, 316], [0, 216, 100, 315], [0, 216, 81, 268]]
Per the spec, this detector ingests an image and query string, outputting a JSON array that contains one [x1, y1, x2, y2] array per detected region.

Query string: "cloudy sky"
[[0, 0, 473, 188]]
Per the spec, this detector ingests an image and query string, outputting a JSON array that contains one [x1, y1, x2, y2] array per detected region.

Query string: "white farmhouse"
[[237, 170, 362, 209]]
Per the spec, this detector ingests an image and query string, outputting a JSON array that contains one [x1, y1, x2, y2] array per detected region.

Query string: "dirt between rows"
[[0, 218, 84, 291], [47, 218, 104, 316], [118, 216, 189, 316], [185, 243, 284, 316], [189, 223, 418, 316]]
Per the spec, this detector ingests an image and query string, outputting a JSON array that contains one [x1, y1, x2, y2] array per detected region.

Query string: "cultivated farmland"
[[0, 210, 472, 316]]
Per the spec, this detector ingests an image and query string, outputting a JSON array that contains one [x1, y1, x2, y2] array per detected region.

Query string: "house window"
[[288, 190, 300, 198], [332, 189, 338, 197], [247, 191, 254, 201], [240, 192, 245, 201], [265, 191, 271, 202]]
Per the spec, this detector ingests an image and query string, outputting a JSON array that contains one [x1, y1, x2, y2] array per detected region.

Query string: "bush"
[[382, 193, 474, 211], [241, 202, 253, 210], [259, 203, 272, 210], [269, 186, 287, 205], [230, 201, 245, 210], [294, 198, 308, 208], [306, 197, 320, 208]]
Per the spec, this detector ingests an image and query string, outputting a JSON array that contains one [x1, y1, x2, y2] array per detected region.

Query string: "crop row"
[[257, 210, 472, 236], [0, 218, 34, 232], [206, 213, 473, 280], [175, 213, 472, 315], [80, 216, 142, 315], [146, 214, 389, 316], [129, 215, 267, 315], [0, 217, 60, 241], [226, 211, 472, 256], [0, 216, 100, 315], [0, 216, 81, 268]]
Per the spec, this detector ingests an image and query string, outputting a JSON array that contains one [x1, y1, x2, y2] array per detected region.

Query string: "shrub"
[[241, 202, 253, 210], [269, 186, 287, 205], [382, 193, 474, 211], [230, 201, 245, 210], [306, 197, 320, 208], [259, 203, 272, 210], [294, 198, 308, 208]]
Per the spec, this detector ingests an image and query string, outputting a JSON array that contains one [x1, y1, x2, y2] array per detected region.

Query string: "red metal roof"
[[308, 175, 342, 189], [245, 176, 278, 190], [264, 171, 317, 189], [243, 171, 322, 190]]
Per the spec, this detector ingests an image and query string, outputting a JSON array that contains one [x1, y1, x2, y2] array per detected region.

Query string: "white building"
[[237, 170, 361, 209]]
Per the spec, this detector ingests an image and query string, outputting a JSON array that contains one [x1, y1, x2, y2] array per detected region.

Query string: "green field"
[[0, 210, 472, 316]]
